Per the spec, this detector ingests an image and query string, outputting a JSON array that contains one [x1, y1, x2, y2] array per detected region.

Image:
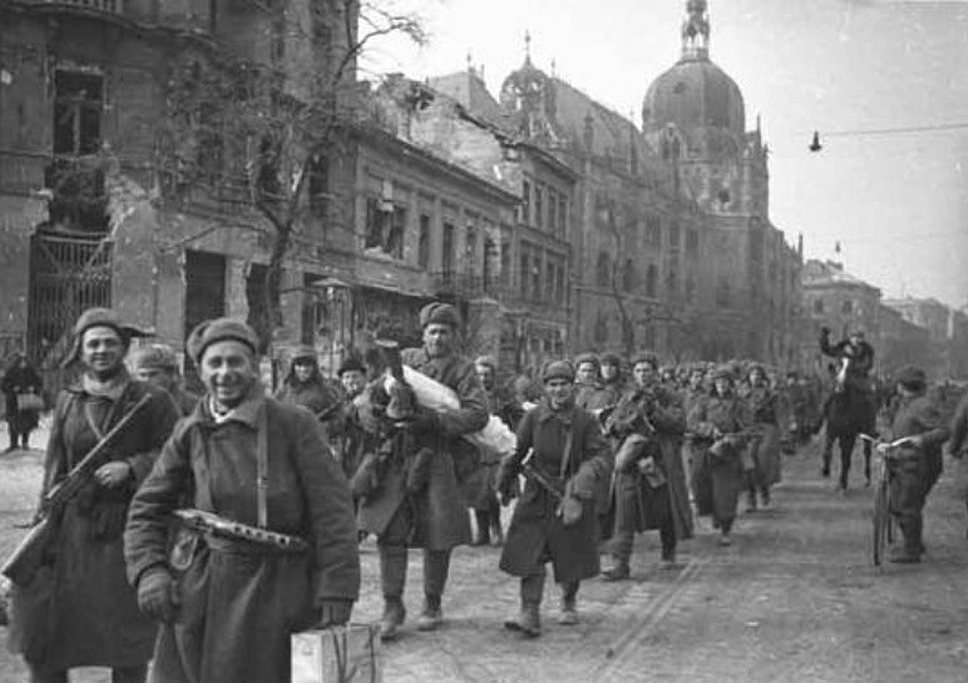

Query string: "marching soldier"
[[9, 308, 179, 683], [602, 354, 693, 580], [744, 364, 782, 512], [129, 343, 200, 417], [125, 318, 360, 683], [497, 360, 613, 637], [353, 302, 488, 641], [687, 366, 754, 546], [1, 352, 43, 452], [879, 365, 949, 563], [598, 352, 626, 402], [275, 345, 342, 421]]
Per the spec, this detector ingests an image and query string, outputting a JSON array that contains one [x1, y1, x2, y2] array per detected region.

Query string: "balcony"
[[432, 272, 510, 302]]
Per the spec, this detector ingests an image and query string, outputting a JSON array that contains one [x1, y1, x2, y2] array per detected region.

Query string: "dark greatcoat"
[[356, 347, 487, 550], [606, 385, 694, 541], [499, 400, 613, 583], [8, 377, 179, 671], [462, 387, 524, 510], [1, 360, 44, 434], [124, 393, 361, 683], [575, 382, 620, 516], [746, 385, 782, 488], [687, 392, 753, 524]]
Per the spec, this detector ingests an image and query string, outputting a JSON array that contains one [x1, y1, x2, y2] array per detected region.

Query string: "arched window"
[[646, 263, 658, 298], [622, 259, 636, 292], [596, 251, 611, 288]]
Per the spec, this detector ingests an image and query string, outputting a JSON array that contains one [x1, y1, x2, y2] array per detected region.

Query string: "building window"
[[668, 221, 681, 250], [532, 255, 542, 302], [547, 189, 557, 233], [501, 241, 510, 280], [622, 259, 636, 293], [646, 263, 658, 298], [520, 251, 530, 299], [594, 312, 608, 344], [556, 262, 565, 305], [366, 198, 405, 259], [646, 216, 661, 248], [308, 155, 329, 218], [521, 180, 531, 224], [54, 71, 103, 156], [842, 299, 853, 315], [685, 275, 696, 303], [466, 225, 477, 275], [534, 185, 543, 228], [442, 222, 454, 274], [666, 265, 678, 297], [596, 252, 611, 288], [546, 261, 556, 303], [814, 299, 825, 315], [558, 195, 568, 235], [686, 228, 699, 258], [417, 214, 430, 269]]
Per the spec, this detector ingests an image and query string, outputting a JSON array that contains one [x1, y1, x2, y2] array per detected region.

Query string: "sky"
[[362, 0, 968, 309]]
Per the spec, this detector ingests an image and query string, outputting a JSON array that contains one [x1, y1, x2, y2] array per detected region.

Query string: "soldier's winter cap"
[[747, 363, 767, 376], [290, 344, 318, 364], [574, 352, 600, 370], [599, 352, 623, 367], [338, 356, 366, 376], [187, 318, 259, 364], [63, 307, 135, 368], [542, 359, 576, 383], [711, 365, 736, 382], [631, 352, 659, 369], [896, 364, 926, 391], [474, 355, 498, 370], [130, 343, 179, 371], [419, 302, 461, 329]]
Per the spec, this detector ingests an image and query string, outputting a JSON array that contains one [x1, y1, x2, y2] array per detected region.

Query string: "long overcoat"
[[356, 347, 487, 550], [575, 383, 620, 516], [687, 392, 752, 523], [746, 385, 782, 488], [8, 377, 178, 671], [499, 401, 613, 583], [1, 360, 44, 434], [606, 386, 694, 540], [124, 393, 361, 683]]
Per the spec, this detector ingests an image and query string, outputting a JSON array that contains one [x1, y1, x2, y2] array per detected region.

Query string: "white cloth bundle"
[[385, 366, 517, 458]]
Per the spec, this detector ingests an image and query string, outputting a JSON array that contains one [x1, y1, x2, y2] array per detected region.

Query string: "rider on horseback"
[[819, 327, 875, 397]]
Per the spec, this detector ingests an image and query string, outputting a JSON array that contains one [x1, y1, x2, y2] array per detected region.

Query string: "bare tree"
[[156, 0, 427, 350]]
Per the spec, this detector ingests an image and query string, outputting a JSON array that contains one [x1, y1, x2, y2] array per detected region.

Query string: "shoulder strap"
[[256, 403, 269, 529], [559, 422, 575, 479]]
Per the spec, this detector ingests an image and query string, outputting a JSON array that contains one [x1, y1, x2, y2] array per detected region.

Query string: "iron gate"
[[27, 232, 113, 367]]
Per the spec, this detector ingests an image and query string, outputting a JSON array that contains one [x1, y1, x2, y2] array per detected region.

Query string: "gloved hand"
[[95, 461, 132, 489], [496, 461, 518, 505], [557, 495, 584, 527], [137, 568, 179, 623], [315, 599, 354, 628]]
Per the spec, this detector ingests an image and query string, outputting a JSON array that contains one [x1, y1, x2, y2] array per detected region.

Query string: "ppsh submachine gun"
[[171, 509, 309, 556], [2, 393, 153, 586], [520, 449, 564, 503]]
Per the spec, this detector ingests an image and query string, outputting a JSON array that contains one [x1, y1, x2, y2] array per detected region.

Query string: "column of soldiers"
[[4, 304, 961, 682]]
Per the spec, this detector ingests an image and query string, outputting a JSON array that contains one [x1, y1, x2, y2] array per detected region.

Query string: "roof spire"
[[524, 30, 532, 65], [681, 0, 710, 60]]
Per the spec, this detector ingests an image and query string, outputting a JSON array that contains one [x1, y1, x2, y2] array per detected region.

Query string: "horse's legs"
[[821, 432, 834, 478], [839, 433, 858, 491], [862, 439, 873, 487]]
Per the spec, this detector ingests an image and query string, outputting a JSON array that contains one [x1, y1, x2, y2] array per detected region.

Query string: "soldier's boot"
[[505, 574, 543, 637], [759, 487, 772, 509], [488, 500, 504, 545], [557, 581, 579, 626], [378, 545, 408, 641], [745, 487, 758, 513], [379, 598, 407, 642], [892, 515, 923, 564], [718, 517, 734, 546], [416, 549, 450, 631], [602, 530, 632, 581], [29, 668, 68, 683], [472, 509, 491, 546]]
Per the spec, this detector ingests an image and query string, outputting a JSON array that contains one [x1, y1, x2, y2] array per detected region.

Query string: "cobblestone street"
[[1, 424, 967, 682]]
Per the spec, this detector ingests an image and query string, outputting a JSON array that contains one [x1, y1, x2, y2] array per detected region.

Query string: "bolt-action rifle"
[[2, 393, 153, 586]]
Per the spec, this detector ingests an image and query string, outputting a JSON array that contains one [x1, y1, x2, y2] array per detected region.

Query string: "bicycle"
[[860, 434, 915, 567]]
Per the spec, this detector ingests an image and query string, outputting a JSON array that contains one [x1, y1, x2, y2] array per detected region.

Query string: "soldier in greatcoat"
[[353, 302, 488, 641], [129, 343, 200, 417], [124, 318, 360, 683], [687, 366, 754, 546], [2, 352, 44, 452], [601, 354, 693, 580], [744, 364, 782, 512], [949, 389, 968, 537], [497, 360, 613, 637], [8, 308, 180, 683], [879, 365, 949, 563]]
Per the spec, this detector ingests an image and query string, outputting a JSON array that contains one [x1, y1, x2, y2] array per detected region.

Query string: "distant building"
[[801, 259, 882, 374], [882, 297, 968, 379]]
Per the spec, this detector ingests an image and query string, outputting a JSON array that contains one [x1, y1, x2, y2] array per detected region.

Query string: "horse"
[[821, 383, 877, 491]]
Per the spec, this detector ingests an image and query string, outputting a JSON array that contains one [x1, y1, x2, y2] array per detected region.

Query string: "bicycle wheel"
[[872, 480, 890, 567]]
